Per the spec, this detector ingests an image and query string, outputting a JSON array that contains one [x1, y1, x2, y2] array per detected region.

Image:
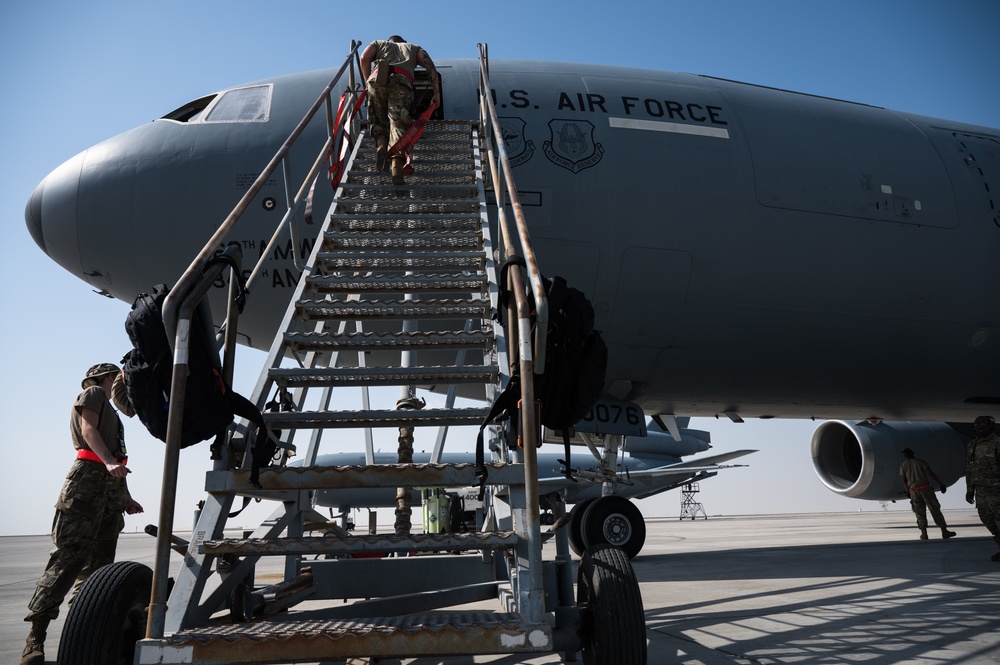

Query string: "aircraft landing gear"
[[577, 544, 647, 664], [568, 498, 594, 557], [57, 561, 152, 665], [569, 496, 647, 559]]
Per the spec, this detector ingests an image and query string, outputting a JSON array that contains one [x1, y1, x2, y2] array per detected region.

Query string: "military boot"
[[942, 528, 956, 539], [919, 527, 928, 540], [20, 618, 47, 665], [375, 135, 389, 172], [390, 155, 405, 185]]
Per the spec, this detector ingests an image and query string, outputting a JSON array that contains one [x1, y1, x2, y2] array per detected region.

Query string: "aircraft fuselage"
[[26, 59, 1000, 421]]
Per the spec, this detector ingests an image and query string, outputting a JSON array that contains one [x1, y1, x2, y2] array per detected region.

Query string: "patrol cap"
[[901, 448, 914, 457], [975, 415, 996, 427], [82, 362, 120, 388]]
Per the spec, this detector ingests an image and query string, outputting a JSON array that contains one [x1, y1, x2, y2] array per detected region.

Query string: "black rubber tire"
[[568, 498, 595, 557], [581, 496, 647, 559], [57, 560, 152, 665], [577, 544, 647, 664]]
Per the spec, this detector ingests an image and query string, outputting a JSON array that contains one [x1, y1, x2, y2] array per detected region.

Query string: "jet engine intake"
[[810, 420, 967, 501]]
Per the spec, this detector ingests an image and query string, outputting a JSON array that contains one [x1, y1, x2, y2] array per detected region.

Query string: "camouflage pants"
[[974, 487, 1000, 547], [367, 77, 414, 151], [26, 460, 126, 621], [909, 487, 947, 531]]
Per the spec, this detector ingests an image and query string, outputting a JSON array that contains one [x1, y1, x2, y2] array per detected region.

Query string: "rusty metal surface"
[[261, 406, 489, 430], [204, 462, 524, 492], [137, 613, 554, 664], [200, 530, 519, 556], [305, 275, 487, 294]]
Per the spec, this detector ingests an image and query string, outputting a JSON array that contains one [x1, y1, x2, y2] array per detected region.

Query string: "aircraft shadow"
[[635, 529, 1000, 664]]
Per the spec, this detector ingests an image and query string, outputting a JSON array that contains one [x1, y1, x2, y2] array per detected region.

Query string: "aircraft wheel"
[[57, 560, 151, 665], [568, 498, 594, 557], [581, 496, 646, 559], [577, 544, 647, 665]]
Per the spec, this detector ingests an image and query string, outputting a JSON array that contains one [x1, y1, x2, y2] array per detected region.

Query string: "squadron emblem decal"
[[543, 119, 604, 173], [498, 117, 534, 167]]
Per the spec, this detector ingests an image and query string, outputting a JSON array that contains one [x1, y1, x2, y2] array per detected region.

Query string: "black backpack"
[[122, 283, 275, 488], [475, 268, 608, 493], [533, 275, 608, 433]]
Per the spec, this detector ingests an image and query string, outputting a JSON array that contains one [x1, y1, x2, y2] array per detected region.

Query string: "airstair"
[[60, 43, 646, 665], [147, 117, 558, 664]]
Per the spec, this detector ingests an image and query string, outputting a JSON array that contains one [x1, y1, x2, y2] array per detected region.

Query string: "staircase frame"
[[131, 41, 585, 663]]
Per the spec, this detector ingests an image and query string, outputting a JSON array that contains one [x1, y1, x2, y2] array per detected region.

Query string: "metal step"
[[330, 212, 482, 230], [268, 365, 498, 388], [305, 274, 487, 295], [200, 530, 518, 557], [262, 406, 489, 430], [336, 184, 480, 199], [325, 234, 481, 251], [315, 250, 484, 272], [139, 614, 553, 664], [335, 200, 481, 215], [295, 298, 488, 320], [347, 171, 478, 186], [284, 330, 493, 353], [204, 463, 523, 492], [350, 159, 478, 175]]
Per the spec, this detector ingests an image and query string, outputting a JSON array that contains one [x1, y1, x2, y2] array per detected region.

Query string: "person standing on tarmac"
[[966, 415, 1000, 561], [20, 363, 143, 665], [360, 35, 440, 185], [899, 448, 956, 541]]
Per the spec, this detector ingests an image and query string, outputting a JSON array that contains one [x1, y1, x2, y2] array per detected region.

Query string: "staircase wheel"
[[576, 544, 647, 665], [581, 495, 647, 559], [568, 498, 594, 557], [57, 560, 152, 665]]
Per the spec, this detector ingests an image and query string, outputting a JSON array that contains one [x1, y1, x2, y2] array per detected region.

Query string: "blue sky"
[[0, 0, 997, 537]]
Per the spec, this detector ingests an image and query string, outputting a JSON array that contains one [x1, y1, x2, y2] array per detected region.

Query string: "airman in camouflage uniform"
[[899, 448, 956, 540], [360, 35, 440, 185], [21, 364, 143, 665], [966, 415, 1000, 561]]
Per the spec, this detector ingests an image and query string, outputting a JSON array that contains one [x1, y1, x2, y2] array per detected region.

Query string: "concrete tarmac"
[[4, 509, 999, 664]]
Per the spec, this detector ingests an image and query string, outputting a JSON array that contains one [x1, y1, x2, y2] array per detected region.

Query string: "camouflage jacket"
[[967, 431, 1000, 490]]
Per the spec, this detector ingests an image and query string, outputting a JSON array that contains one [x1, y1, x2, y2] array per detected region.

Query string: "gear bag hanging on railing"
[[121, 260, 276, 487], [476, 268, 608, 494]]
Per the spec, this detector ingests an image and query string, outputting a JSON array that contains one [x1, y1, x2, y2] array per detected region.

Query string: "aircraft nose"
[[25, 180, 45, 253], [24, 151, 85, 274]]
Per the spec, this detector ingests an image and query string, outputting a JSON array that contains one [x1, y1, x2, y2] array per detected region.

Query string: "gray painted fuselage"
[[26, 59, 1000, 422]]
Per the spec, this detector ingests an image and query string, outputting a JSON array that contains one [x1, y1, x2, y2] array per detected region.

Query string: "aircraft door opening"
[[954, 134, 1000, 228]]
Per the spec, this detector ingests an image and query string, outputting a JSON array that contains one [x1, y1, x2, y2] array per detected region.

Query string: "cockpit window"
[[162, 95, 217, 123], [203, 84, 272, 123]]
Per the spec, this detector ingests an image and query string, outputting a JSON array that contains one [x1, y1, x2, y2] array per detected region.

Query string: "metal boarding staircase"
[[99, 42, 646, 665], [121, 45, 573, 665], [138, 118, 560, 664]]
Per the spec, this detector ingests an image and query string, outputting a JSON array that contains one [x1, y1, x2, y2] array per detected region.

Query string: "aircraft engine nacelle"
[[623, 427, 710, 459], [810, 420, 968, 501]]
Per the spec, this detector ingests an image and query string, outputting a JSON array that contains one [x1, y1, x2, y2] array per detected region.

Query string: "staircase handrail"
[[478, 44, 546, 618], [149, 40, 364, 641], [477, 43, 549, 376]]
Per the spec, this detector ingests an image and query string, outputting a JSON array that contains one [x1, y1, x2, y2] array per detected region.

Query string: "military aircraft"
[[26, 52, 1000, 664], [26, 57, 1000, 506], [308, 416, 754, 558]]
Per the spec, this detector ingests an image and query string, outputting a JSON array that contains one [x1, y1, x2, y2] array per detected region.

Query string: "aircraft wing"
[[654, 449, 758, 469], [536, 449, 757, 495]]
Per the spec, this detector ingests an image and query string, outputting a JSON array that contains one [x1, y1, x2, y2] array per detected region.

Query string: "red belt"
[[909, 483, 931, 491], [374, 65, 413, 83], [77, 449, 127, 466]]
